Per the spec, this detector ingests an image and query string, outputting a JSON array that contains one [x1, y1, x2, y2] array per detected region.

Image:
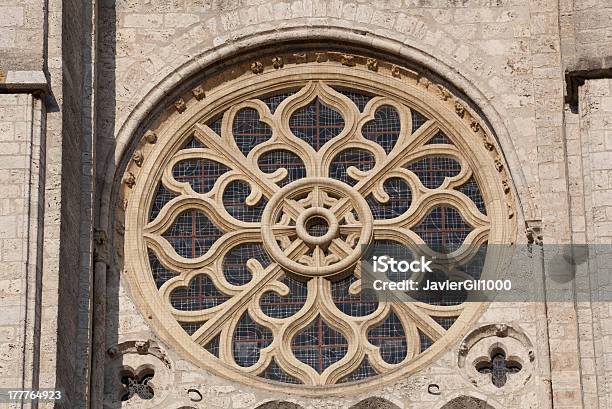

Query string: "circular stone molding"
[[119, 50, 517, 395], [261, 177, 373, 277]]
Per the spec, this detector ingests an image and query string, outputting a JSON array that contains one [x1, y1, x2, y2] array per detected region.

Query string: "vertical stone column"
[[529, 0, 584, 407], [565, 104, 601, 409], [579, 78, 612, 409], [0, 93, 45, 406]]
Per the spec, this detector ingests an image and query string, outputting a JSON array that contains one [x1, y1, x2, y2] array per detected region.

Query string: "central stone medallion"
[[261, 178, 373, 278], [296, 207, 338, 245]]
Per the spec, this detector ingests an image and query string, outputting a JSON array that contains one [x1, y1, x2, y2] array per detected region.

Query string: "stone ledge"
[[565, 67, 612, 109], [0, 70, 49, 94]]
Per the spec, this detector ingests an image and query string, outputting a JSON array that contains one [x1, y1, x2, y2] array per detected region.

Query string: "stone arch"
[[349, 397, 401, 409], [441, 396, 496, 409], [255, 401, 303, 409]]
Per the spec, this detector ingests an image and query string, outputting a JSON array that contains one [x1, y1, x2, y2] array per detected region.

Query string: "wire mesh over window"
[[306, 216, 329, 236], [411, 110, 428, 133], [206, 115, 223, 136], [233, 313, 273, 367], [366, 178, 412, 219], [405, 156, 461, 189], [222, 180, 267, 222], [291, 316, 348, 373], [148, 250, 177, 288], [223, 243, 271, 286], [476, 349, 522, 388], [404, 251, 475, 307], [425, 131, 453, 145], [258, 150, 307, 187], [260, 92, 296, 113], [150, 183, 177, 221], [367, 312, 407, 364], [458, 242, 487, 279], [260, 275, 308, 319], [170, 274, 229, 311], [332, 87, 374, 112], [412, 206, 473, 253], [180, 321, 205, 336], [419, 330, 433, 352], [331, 274, 378, 317], [204, 334, 220, 357], [233, 108, 273, 156], [172, 159, 229, 194], [259, 359, 302, 384], [457, 176, 487, 215], [490, 353, 512, 387], [120, 371, 154, 401], [183, 135, 206, 149], [337, 358, 378, 383], [366, 240, 414, 283], [433, 316, 458, 330], [329, 148, 376, 186], [361, 105, 401, 153], [162, 210, 224, 258], [289, 98, 345, 150]]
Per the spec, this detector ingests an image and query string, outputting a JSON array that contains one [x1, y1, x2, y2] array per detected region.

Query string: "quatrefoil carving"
[[459, 324, 534, 392], [475, 346, 522, 387], [120, 367, 155, 401]]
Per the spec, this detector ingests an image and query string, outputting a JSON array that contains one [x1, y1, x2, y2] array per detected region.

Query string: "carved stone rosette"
[[121, 55, 516, 395]]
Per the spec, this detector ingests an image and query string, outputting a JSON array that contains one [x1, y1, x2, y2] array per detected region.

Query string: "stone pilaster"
[[0, 92, 45, 407], [579, 78, 612, 409]]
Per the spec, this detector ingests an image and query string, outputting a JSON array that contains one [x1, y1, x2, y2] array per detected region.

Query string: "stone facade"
[[0, 1, 610, 409]]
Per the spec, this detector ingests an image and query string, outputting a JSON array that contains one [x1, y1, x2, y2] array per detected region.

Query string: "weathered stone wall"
[[97, 1, 563, 408], [0, 0, 45, 72], [97, 0, 609, 401], [0, 92, 45, 395], [578, 79, 612, 409], [0, 1, 96, 409], [0, 0, 610, 408], [559, 0, 612, 73]]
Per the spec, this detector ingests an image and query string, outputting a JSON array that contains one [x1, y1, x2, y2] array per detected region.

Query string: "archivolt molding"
[[117, 52, 517, 396]]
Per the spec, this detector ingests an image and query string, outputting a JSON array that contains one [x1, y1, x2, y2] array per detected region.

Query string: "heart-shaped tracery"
[[233, 108, 273, 156], [289, 98, 345, 150], [361, 105, 401, 153], [292, 316, 349, 374], [134, 78, 501, 388]]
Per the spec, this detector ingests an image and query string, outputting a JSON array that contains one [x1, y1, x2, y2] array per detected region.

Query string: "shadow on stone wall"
[[349, 397, 400, 409], [441, 396, 494, 409], [94, 0, 119, 407], [256, 401, 304, 409]]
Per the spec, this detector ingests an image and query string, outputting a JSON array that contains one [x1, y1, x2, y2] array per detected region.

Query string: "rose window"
[[123, 60, 514, 393]]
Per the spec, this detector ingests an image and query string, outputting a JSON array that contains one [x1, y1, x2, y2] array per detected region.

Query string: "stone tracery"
[[122, 57, 514, 393]]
